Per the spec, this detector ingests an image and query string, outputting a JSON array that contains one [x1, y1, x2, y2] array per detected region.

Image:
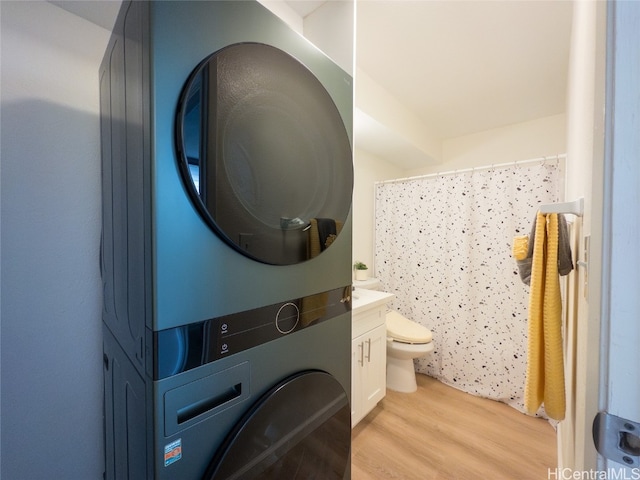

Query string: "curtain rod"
[[374, 154, 566, 186]]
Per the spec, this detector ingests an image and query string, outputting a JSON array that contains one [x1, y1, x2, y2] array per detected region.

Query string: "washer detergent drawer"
[[164, 362, 250, 437]]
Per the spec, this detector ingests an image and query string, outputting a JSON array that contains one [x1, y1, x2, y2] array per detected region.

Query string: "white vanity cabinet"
[[351, 289, 394, 427]]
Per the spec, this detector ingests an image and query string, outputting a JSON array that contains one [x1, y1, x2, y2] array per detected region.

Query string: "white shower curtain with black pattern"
[[374, 159, 563, 414]]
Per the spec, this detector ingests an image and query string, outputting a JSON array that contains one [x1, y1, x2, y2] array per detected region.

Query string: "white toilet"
[[354, 278, 434, 393]]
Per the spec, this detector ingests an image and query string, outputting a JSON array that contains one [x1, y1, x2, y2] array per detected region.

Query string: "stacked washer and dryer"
[[100, 2, 353, 479]]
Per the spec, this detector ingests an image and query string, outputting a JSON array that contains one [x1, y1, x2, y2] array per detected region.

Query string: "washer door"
[[176, 43, 353, 265], [203, 371, 350, 480]]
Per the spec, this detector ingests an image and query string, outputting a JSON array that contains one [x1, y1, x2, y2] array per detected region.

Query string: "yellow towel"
[[512, 235, 529, 260], [524, 212, 566, 420]]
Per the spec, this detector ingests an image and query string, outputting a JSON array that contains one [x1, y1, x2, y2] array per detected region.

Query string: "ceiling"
[[50, 0, 573, 162], [355, 1, 573, 140]]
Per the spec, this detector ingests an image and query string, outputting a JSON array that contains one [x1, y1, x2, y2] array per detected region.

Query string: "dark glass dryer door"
[[176, 43, 353, 265], [203, 370, 350, 480]]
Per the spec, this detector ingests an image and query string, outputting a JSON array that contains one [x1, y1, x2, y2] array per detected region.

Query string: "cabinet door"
[[361, 324, 386, 414], [351, 337, 364, 426]]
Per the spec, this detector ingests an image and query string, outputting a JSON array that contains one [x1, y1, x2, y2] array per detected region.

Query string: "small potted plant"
[[353, 261, 368, 281]]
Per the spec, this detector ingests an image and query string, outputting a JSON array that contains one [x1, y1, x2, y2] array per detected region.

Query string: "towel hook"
[[539, 197, 584, 217]]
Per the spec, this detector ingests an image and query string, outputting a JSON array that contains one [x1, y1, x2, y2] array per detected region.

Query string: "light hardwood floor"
[[351, 374, 556, 480]]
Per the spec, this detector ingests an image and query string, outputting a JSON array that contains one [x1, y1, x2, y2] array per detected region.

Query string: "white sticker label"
[[164, 438, 182, 467]]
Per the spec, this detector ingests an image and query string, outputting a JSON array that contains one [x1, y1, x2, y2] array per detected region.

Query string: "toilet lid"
[[386, 311, 432, 344]]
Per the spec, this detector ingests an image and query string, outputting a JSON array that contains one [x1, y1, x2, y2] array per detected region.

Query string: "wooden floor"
[[351, 374, 557, 480]]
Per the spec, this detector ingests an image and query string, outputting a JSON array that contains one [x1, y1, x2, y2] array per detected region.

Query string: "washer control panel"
[[154, 286, 351, 379], [275, 303, 299, 334]]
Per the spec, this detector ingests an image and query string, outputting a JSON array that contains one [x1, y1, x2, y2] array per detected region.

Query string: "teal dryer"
[[100, 1, 353, 478]]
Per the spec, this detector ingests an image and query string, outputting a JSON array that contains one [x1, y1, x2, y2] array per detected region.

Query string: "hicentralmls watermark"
[[548, 468, 640, 480]]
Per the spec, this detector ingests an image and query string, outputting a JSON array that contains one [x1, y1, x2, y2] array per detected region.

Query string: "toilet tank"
[[353, 277, 381, 291]]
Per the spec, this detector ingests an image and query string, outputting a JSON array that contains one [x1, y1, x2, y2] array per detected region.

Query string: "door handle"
[[593, 411, 640, 467], [365, 338, 371, 363], [358, 342, 364, 366]]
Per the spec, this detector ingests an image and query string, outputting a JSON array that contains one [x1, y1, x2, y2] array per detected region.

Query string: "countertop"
[[351, 288, 395, 315]]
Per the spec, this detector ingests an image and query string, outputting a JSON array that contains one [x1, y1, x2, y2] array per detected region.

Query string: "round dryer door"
[[176, 43, 353, 265], [203, 370, 350, 480]]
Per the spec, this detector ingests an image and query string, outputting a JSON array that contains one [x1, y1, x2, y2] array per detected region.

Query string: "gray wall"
[[1, 2, 110, 478]]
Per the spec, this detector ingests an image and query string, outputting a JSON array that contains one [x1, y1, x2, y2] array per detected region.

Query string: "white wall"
[[356, 68, 442, 164], [304, 1, 354, 76], [258, 0, 304, 33], [559, 0, 605, 472], [409, 114, 566, 176], [1, 2, 110, 478], [352, 148, 404, 275], [260, 0, 354, 76]]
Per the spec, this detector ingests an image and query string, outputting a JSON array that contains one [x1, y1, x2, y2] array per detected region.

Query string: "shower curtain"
[[374, 159, 563, 414]]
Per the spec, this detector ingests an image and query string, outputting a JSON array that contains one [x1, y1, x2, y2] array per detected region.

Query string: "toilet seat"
[[386, 310, 432, 344]]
